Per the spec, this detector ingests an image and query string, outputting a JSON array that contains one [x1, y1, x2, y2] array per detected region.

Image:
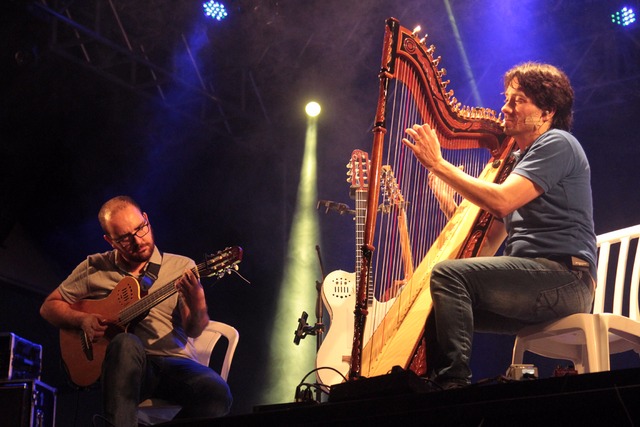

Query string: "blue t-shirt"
[[503, 129, 597, 276]]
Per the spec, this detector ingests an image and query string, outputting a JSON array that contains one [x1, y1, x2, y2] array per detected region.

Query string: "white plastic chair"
[[511, 224, 640, 374], [137, 320, 239, 425]]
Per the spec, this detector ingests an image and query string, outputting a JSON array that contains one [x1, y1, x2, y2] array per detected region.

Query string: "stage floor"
[[163, 367, 640, 426]]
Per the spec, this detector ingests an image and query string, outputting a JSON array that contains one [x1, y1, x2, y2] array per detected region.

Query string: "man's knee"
[[431, 259, 458, 289], [105, 333, 145, 364], [183, 377, 232, 418]]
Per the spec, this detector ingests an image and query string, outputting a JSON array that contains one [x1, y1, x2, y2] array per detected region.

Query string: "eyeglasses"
[[111, 220, 150, 247]]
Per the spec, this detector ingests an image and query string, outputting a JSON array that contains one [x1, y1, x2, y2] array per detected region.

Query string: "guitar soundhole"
[[117, 284, 136, 304], [330, 276, 353, 299]]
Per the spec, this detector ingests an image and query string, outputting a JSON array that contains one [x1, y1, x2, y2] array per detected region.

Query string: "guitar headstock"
[[347, 149, 370, 195], [381, 165, 406, 211], [201, 246, 243, 278]]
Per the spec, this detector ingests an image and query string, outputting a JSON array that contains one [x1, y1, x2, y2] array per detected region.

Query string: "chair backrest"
[[188, 320, 239, 381], [593, 224, 640, 321]]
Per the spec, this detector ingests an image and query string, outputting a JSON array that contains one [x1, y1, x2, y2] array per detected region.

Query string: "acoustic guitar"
[[59, 246, 242, 387]]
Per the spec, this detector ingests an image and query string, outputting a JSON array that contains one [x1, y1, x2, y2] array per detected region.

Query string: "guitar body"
[[316, 270, 356, 386], [59, 276, 141, 387]]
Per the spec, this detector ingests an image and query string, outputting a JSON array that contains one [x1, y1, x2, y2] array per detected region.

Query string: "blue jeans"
[[426, 256, 595, 385], [101, 333, 232, 427]]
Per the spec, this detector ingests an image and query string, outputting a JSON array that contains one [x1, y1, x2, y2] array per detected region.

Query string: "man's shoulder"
[[541, 128, 581, 148], [536, 128, 570, 145], [160, 251, 196, 268], [532, 129, 585, 162], [86, 250, 116, 269]]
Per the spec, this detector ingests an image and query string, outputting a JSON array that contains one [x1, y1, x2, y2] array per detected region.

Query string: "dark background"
[[2, 0, 640, 423]]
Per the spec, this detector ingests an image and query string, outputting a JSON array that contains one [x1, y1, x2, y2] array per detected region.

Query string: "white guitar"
[[315, 150, 367, 387]]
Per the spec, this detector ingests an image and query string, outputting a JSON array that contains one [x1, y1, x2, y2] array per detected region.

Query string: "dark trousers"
[[101, 333, 232, 427]]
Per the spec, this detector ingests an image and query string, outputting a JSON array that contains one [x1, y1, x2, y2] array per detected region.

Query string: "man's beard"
[[123, 242, 153, 264]]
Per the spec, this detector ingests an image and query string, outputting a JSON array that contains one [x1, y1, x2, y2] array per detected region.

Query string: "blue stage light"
[[203, 1, 228, 21], [611, 7, 636, 27]]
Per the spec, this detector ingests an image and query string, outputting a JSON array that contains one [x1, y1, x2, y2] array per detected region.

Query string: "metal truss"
[[29, 0, 259, 136], [562, 24, 640, 113]]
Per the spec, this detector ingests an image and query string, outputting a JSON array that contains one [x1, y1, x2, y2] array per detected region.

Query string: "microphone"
[[523, 115, 542, 125], [503, 116, 541, 127], [293, 311, 309, 345], [293, 310, 324, 345]]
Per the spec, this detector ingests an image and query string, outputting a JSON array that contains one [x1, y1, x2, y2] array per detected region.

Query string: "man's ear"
[[103, 234, 114, 247]]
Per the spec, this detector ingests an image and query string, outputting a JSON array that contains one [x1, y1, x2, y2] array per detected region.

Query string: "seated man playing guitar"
[[40, 195, 232, 426]]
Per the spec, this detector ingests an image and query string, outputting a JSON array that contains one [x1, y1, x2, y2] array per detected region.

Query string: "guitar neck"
[[116, 247, 241, 326], [355, 188, 374, 305], [118, 265, 199, 326]]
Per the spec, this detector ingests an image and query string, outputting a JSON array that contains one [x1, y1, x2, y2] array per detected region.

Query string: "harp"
[[349, 18, 517, 379]]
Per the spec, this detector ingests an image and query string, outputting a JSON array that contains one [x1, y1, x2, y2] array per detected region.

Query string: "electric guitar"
[[59, 246, 242, 387], [315, 150, 368, 387]]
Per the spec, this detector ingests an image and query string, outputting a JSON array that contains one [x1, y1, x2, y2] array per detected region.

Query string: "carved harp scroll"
[[349, 18, 517, 379]]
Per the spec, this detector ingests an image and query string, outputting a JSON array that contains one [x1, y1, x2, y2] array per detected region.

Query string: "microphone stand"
[[291, 246, 328, 403], [314, 245, 326, 352], [292, 246, 327, 347], [314, 245, 327, 402]]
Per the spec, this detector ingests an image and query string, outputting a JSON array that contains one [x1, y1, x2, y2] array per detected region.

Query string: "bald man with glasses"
[[40, 195, 232, 426]]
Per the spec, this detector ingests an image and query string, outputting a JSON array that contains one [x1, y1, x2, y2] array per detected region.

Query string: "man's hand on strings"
[[80, 313, 107, 342], [176, 269, 209, 337], [176, 269, 205, 309], [402, 123, 443, 170]]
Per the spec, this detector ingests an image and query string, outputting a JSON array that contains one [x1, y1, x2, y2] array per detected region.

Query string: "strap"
[[140, 260, 161, 291]]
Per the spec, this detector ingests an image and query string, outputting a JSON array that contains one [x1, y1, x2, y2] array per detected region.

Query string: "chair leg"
[[596, 316, 611, 371], [511, 337, 526, 366]]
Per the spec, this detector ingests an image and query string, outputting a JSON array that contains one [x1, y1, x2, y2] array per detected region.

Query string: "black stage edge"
[[162, 367, 640, 426]]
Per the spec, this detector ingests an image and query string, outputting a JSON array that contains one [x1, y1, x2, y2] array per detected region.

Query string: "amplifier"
[[0, 333, 43, 380], [0, 379, 57, 427]]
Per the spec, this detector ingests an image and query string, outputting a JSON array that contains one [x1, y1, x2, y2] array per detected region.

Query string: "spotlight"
[[611, 6, 636, 27], [305, 102, 321, 117], [203, 1, 228, 21]]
